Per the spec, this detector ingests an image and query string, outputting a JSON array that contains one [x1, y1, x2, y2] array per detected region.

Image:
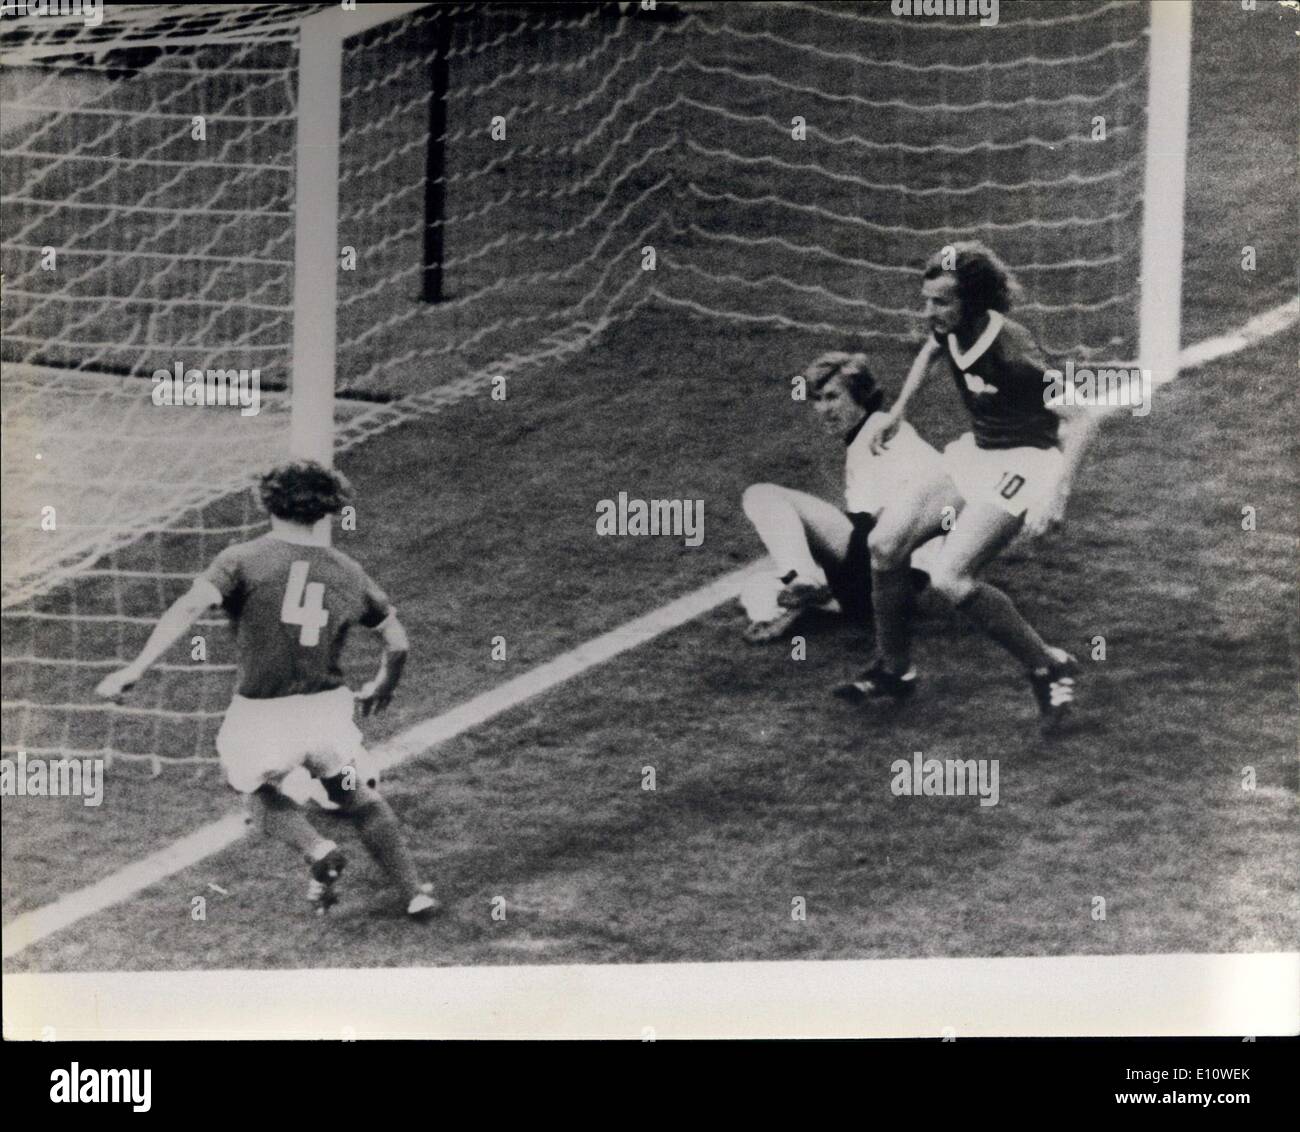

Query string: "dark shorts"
[[819, 512, 876, 624], [817, 512, 930, 626]]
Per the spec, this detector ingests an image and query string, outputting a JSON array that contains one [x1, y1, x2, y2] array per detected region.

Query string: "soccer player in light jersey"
[[739, 351, 945, 643], [833, 242, 1097, 733], [95, 460, 438, 918]]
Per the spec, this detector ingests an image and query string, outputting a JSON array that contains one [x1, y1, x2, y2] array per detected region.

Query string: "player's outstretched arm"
[[93, 581, 219, 700], [867, 335, 940, 454], [356, 614, 410, 717], [1025, 403, 1101, 538]]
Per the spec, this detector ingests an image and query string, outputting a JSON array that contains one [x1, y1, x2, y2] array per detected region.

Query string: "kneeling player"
[[95, 460, 438, 919], [739, 351, 946, 643]]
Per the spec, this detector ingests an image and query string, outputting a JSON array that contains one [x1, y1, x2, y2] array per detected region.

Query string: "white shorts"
[[942, 432, 1065, 522], [216, 686, 375, 795]]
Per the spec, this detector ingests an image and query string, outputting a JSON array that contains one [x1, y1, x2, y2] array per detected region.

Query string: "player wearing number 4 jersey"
[[95, 460, 438, 919], [833, 242, 1099, 733]]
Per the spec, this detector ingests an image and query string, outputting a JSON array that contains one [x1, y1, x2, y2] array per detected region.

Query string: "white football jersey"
[[843, 412, 944, 515]]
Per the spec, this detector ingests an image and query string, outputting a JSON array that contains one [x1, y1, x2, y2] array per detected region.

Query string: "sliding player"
[[834, 242, 1097, 733], [739, 351, 945, 643], [95, 460, 438, 919]]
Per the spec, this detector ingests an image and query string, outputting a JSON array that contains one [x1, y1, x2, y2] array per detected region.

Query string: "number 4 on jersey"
[[281, 560, 328, 646]]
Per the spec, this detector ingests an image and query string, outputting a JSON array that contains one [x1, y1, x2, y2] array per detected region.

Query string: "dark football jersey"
[[199, 533, 393, 699], [936, 312, 1060, 450]]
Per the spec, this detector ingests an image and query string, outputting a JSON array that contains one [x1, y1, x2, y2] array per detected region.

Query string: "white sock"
[[738, 574, 784, 622]]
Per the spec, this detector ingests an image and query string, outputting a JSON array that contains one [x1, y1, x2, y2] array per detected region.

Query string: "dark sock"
[[871, 565, 915, 673], [956, 581, 1053, 671], [352, 797, 422, 901], [252, 786, 327, 859]]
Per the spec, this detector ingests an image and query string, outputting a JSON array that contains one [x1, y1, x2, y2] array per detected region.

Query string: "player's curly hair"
[[922, 240, 1021, 318], [258, 460, 354, 525], [803, 352, 884, 416]]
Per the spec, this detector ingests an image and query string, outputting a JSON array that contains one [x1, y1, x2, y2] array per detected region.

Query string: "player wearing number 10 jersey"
[[95, 460, 437, 919], [833, 242, 1100, 733]]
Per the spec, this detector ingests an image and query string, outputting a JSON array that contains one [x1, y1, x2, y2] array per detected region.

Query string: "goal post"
[[290, 3, 429, 470], [2, 0, 666, 770], [1136, 0, 1192, 383], [0, 1, 1205, 775], [287, 4, 343, 470]]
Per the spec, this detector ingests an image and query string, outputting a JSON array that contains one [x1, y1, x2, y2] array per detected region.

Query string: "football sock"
[[251, 786, 326, 858], [351, 797, 422, 901], [870, 565, 915, 673], [956, 582, 1053, 671], [742, 487, 824, 584]]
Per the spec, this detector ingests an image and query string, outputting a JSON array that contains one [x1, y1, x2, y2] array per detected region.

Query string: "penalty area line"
[[1, 559, 773, 961]]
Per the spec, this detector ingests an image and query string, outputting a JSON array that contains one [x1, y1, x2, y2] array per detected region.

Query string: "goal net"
[[0, 0, 1162, 772]]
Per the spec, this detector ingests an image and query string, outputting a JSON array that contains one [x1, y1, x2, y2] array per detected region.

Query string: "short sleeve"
[[358, 570, 394, 629], [198, 544, 244, 604], [1004, 320, 1050, 374]]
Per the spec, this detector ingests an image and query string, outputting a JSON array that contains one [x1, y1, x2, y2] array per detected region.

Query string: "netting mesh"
[[0, 0, 1150, 770]]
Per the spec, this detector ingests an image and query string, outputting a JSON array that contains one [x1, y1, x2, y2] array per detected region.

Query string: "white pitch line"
[[4, 295, 1297, 962], [1, 559, 772, 961], [1175, 296, 1297, 375], [373, 558, 772, 769], [1, 814, 251, 962]]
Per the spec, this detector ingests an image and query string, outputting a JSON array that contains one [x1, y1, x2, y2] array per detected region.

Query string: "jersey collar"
[[947, 310, 1005, 371], [843, 413, 871, 448]]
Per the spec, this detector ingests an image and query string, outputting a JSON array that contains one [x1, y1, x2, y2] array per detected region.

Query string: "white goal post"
[[1, 0, 1201, 773], [285, 0, 1195, 466], [289, 3, 428, 470], [1136, 0, 1192, 384]]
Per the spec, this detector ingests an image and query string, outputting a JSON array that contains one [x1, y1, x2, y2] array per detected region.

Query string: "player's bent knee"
[[742, 481, 790, 517], [866, 524, 912, 572]]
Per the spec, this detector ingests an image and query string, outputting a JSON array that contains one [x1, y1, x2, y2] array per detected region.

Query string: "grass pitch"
[[2, 2, 1296, 971]]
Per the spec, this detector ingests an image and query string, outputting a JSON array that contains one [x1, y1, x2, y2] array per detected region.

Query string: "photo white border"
[[2, 0, 1296, 1050], [5, 952, 1297, 1040]]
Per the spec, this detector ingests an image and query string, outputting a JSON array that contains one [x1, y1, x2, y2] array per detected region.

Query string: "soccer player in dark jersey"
[[833, 242, 1098, 732], [95, 460, 438, 917]]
